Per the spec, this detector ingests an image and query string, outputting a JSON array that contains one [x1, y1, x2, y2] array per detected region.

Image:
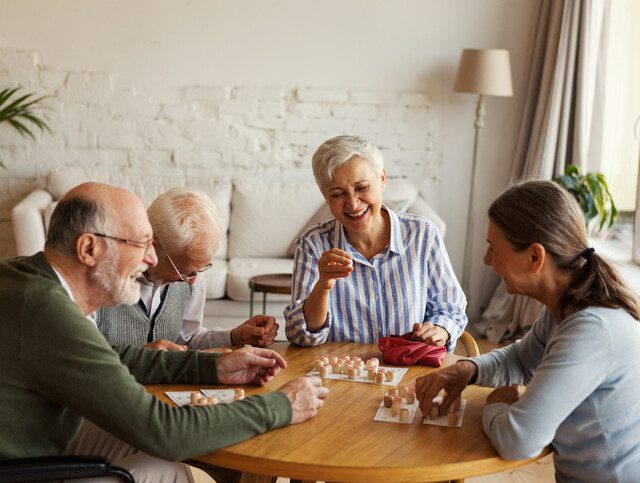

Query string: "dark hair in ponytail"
[[488, 179, 640, 320]]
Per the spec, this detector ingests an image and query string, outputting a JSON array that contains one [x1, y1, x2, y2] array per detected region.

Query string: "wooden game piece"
[[321, 356, 329, 364], [429, 403, 440, 420], [375, 370, 386, 384], [406, 391, 416, 404], [348, 367, 357, 379], [329, 355, 338, 365], [399, 408, 410, 423], [391, 398, 401, 416], [356, 365, 363, 376], [234, 388, 245, 400], [452, 396, 462, 410], [319, 364, 330, 378], [314, 359, 325, 371], [447, 410, 459, 426], [190, 391, 200, 405], [207, 396, 217, 405], [383, 392, 394, 408], [332, 363, 342, 374], [367, 369, 377, 380], [386, 371, 396, 383]]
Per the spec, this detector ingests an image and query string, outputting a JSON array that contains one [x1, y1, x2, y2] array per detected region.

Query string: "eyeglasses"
[[156, 240, 213, 282], [93, 233, 154, 251]]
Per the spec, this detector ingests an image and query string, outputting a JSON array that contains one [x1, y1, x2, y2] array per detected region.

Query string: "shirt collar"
[[52, 267, 98, 327], [331, 204, 405, 260]]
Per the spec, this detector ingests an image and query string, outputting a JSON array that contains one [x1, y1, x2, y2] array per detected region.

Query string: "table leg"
[[262, 292, 267, 315], [249, 285, 255, 317]]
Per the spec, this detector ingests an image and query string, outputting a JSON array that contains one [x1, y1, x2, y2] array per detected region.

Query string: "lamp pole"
[[462, 94, 485, 295]]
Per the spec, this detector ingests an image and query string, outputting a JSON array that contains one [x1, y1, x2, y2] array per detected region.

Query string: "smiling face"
[[94, 191, 157, 305], [322, 156, 386, 236], [484, 220, 533, 296]]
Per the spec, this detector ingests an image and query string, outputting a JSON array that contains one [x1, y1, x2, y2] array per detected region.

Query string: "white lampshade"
[[453, 49, 513, 97]]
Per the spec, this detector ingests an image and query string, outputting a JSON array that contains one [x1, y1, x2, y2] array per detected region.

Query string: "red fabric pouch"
[[378, 333, 446, 367]]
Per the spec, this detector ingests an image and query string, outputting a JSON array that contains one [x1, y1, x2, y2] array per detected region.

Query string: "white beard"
[[93, 247, 143, 306]]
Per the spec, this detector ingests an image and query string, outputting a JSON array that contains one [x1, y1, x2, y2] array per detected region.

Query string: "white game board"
[[306, 366, 408, 386]]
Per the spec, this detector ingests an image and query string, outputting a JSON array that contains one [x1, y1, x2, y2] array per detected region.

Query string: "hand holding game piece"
[[279, 376, 330, 424], [316, 248, 354, 290], [415, 360, 477, 417], [217, 345, 287, 386]]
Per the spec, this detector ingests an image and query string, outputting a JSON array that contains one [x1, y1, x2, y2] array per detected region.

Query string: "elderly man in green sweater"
[[0, 182, 328, 482]]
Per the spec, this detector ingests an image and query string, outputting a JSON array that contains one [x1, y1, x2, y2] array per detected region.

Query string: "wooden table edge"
[[193, 446, 553, 482]]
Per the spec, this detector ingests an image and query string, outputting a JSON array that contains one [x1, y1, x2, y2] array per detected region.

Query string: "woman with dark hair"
[[416, 180, 640, 482]]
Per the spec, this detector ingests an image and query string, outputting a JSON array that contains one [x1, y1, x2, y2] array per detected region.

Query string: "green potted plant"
[[0, 86, 51, 168], [554, 165, 617, 233]]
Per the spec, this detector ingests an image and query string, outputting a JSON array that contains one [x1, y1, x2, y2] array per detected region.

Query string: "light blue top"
[[469, 306, 640, 482], [284, 207, 467, 351]]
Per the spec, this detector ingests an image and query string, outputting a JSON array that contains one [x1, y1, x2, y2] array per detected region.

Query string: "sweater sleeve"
[[468, 308, 552, 387], [479, 312, 611, 460], [23, 287, 292, 460]]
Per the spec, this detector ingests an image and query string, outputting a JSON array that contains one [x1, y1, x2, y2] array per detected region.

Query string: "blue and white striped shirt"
[[284, 207, 467, 351]]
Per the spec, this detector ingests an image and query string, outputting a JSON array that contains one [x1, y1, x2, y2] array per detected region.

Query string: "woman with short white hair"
[[285, 134, 467, 349]]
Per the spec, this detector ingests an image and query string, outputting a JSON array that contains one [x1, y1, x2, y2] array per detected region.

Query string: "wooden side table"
[[248, 273, 292, 317]]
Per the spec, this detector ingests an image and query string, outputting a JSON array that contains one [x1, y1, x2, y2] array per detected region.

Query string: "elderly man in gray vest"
[[95, 187, 278, 350]]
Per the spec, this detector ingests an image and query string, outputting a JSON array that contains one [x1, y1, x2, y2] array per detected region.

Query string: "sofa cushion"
[[228, 179, 325, 258], [203, 259, 227, 299], [226, 257, 295, 302], [47, 169, 232, 259]]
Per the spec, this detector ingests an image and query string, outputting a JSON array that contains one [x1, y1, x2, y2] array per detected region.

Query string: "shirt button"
[[374, 294, 380, 300]]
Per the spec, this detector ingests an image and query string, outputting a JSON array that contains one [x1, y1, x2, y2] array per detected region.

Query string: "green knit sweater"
[[0, 252, 292, 460]]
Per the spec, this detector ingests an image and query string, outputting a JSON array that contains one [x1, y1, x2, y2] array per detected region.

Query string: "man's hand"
[[415, 360, 477, 417], [486, 384, 522, 406], [411, 322, 449, 346], [145, 339, 187, 351], [216, 346, 287, 386], [316, 248, 354, 291], [278, 376, 330, 424], [230, 315, 279, 347]]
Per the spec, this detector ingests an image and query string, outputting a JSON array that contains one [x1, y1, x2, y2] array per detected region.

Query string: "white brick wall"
[[0, 48, 440, 257]]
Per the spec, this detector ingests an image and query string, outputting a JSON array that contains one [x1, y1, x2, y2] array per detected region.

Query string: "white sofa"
[[12, 168, 446, 340]]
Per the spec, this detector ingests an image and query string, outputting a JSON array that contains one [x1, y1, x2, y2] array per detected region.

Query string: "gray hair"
[[46, 196, 113, 255], [311, 135, 384, 189], [147, 188, 222, 261]]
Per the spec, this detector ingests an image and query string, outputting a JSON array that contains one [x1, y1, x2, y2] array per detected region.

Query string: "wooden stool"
[[248, 273, 292, 316]]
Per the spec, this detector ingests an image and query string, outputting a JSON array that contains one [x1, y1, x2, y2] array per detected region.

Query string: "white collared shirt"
[[138, 273, 232, 348], [52, 267, 98, 327]]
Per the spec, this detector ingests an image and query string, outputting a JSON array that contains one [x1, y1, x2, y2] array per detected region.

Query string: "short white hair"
[[147, 188, 222, 261], [311, 135, 384, 189]]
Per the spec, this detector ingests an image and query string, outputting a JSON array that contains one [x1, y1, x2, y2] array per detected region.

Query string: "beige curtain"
[[477, 0, 610, 343]]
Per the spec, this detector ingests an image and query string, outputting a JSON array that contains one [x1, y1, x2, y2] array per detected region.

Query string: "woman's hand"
[[316, 248, 354, 291], [416, 360, 477, 417], [411, 322, 449, 346]]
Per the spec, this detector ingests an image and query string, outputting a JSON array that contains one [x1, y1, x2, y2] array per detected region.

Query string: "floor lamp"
[[453, 49, 513, 295]]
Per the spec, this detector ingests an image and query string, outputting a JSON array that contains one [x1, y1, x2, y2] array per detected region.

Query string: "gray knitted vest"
[[95, 282, 194, 346]]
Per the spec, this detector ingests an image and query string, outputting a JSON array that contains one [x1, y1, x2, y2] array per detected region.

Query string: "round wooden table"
[[148, 342, 550, 482], [248, 273, 292, 316]]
